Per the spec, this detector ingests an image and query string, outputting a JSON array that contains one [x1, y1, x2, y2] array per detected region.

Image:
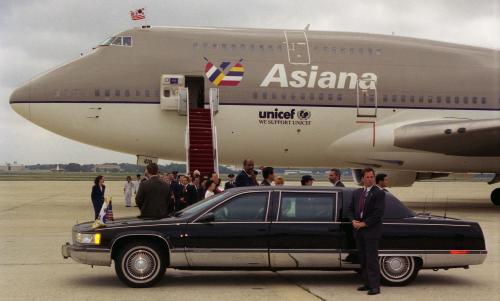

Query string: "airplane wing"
[[394, 119, 500, 156]]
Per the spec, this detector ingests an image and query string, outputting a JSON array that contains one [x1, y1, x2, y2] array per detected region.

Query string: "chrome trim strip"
[[272, 221, 342, 224], [270, 249, 340, 253], [192, 190, 271, 224], [99, 223, 182, 231], [264, 191, 271, 222], [276, 190, 282, 221], [335, 221, 472, 227], [185, 248, 268, 253], [190, 221, 271, 225]]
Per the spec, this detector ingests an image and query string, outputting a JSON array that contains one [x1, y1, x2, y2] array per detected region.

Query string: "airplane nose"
[[9, 83, 31, 121]]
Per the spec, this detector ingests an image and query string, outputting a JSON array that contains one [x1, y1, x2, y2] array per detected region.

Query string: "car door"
[[269, 191, 342, 268], [184, 191, 271, 267]]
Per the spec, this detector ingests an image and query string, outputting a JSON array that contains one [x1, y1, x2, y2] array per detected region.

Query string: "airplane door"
[[356, 79, 377, 118], [284, 31, 310, 64], [160, 74, 188, 115]]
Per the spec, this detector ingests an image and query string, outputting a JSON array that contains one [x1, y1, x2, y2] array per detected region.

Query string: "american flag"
[[130, 8, 145, 21]]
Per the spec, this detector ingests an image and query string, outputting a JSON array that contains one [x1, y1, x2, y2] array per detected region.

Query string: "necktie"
[[358, 188, 367, 219]]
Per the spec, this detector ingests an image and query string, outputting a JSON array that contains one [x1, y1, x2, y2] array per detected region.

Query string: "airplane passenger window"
[[332, 47, 337, 54], [349, 48, 354, 55], [277, 44, 283, 51], [240, 43, 246, 50], [281, 93, 286, 100], [454, 96, 460, 104], [136, 90, 141, 97], [446, 96, 451, 103], [337, 94, 342, 101], [123, 37, 132, 47], [383, 95, 388, 102], [369, 95, 375, 102], [145, 89, 150, 97], [323, 46, 329, 52], [221, 43, 227, 50], [231, 44, 236, 50], [401, 95, 406, 102], [437, 96, 442, 103], [252, 92, 258, 99], [368, 48, 373, 55], [463, 96, 469, 104], [104, 89, 110, 97], [328, 94, 333, 101], [481, 97, 486, 104], [427, 96, 433, 103], [410, 96, 415, 103], [309, 93, 315, 100], [472, 97, 477, 104], [250, 44, 255, 51], [291, 94, 296, 100], [419, 96, 424, 103], [111, 37, 122, 46], [115, 89, 120, 97], [300, 93, 306, 100], [202, 42, 208, 49], [341, 48, 346, 54], [271, 93, 277, 100], [192, 42, 198, 48], [268, 45, 273, 51], [212, 43, 217, 49], [94, 89, 99, 97], [259, 45, 265, 50], [318, 93, 324, 100], [124, 90, 130, 97], [262, 92, 267, 100], [392, 95, 397, 102], [358, 48, 364, 55]]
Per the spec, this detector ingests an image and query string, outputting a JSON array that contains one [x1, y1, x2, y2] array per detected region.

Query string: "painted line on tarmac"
[[272, 271, 327, 301], [0, 193, 63, 214]]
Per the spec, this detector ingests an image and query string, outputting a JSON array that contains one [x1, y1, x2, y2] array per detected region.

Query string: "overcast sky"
[[0, 0, 498, 165]]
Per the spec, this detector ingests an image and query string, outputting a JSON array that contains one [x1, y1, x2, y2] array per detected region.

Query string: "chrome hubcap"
[[126, 250, 157, 280], [382, 256, 411, 279]]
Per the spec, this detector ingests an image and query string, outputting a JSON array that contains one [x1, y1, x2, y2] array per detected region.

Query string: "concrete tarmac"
[[0, 181, 499, 301]]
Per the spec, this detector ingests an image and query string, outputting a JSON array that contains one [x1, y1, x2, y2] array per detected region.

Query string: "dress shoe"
[[357, 285, 369, 291], [367, 288, 380, 295]]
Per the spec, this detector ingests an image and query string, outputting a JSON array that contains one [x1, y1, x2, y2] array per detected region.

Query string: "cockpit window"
[[99, 36, 132, 47], [111, 37, 122, 45]]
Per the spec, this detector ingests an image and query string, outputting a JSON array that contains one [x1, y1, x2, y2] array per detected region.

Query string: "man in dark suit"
[[260, 167, 274, 186], [135, 163, 174, 218], [348, 167, 386, 295], [329, 168, 345, 187], [375, 173, 389, 192], [177, 175, 199, 210], [224, 174, 236, 190], [235, 159, 258, 187]]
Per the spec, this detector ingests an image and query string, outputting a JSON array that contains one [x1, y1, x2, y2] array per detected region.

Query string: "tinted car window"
[[279, 193, 336, 222], [340, 189, 414, 220], [212, 192, 268, 222]]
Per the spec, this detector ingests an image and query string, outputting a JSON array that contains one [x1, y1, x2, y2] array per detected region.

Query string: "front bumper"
[[61, 242, 111, 266]]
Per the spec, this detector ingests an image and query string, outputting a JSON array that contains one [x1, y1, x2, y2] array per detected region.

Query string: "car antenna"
[[444, 197, 449, 219]]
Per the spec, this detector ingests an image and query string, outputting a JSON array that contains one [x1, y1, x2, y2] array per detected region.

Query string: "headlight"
[[75, 232, 101, 245]]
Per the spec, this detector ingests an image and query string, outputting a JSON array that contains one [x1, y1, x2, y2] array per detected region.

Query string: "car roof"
[[224, 186, 356, 194]]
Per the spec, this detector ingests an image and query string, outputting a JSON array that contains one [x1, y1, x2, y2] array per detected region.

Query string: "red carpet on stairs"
[[188, 108, 214, 176]]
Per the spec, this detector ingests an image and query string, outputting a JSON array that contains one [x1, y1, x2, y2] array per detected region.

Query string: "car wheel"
[[379, 256, 419, 286], [491, 188, 500, 206], [115, 240, 167, 288]]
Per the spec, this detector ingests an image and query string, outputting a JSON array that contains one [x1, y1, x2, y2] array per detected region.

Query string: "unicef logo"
[[298, 109, 311, 120]]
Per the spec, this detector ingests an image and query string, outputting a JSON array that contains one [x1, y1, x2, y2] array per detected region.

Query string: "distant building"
[[94, 164, 122, 173], [51, 164, 64, 173], [0, 162, 25, 172]]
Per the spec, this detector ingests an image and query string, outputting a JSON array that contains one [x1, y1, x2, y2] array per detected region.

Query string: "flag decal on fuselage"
[[204, 57, 244, 86]]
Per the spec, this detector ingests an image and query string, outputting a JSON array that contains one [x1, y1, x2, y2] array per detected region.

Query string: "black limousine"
[[62, 186, 487, 287]]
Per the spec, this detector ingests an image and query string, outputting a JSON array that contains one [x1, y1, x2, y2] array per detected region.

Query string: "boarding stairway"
[[187, 108, 216, 176]]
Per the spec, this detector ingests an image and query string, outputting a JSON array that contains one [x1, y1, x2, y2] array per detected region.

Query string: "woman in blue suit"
[[91, 175, 105, 219]]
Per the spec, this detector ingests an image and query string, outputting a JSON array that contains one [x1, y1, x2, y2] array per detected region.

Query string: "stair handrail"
[[185, 94, 190, 175], [209, 92, 219, 175]]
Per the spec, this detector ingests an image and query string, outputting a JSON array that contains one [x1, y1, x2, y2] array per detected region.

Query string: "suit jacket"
[[348, 185, 386, 239], [224, 181, 235, 190], [235, 170, 256, 187], [179, 184, 198, 209], [136, 176, 173, 218], [335, 181, 345, 187], [91, 184, 105, 204]]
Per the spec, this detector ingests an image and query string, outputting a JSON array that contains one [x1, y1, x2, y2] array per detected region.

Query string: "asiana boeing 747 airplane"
[[8, 25, 500, 205]]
